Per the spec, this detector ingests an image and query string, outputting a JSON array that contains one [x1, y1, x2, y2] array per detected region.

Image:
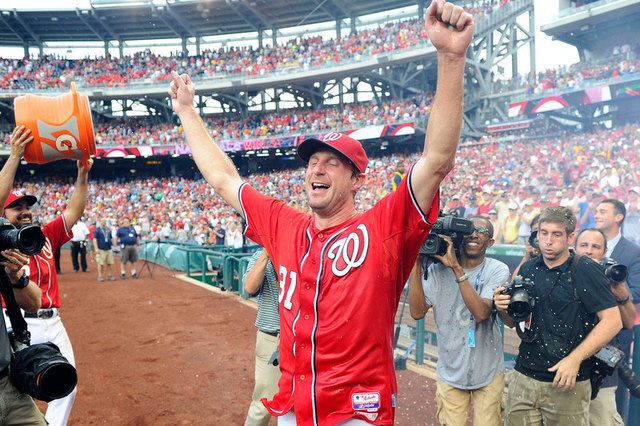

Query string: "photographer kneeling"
[[494, 206, 622, 426], [409, 216, 509, 426], [574, 228, 637, 426]]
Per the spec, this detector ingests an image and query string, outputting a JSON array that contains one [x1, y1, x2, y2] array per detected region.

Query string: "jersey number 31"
[[278, 266, 297, 310]]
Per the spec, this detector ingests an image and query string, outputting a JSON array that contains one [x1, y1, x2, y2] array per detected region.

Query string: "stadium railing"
[[140, 240, 259, 293]]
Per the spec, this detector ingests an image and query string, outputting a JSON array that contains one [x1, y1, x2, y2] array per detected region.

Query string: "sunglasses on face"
[[473, 227, 490, 237]]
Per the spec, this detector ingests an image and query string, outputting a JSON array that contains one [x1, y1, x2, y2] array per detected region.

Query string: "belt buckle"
[[37, 309, 53, 319]]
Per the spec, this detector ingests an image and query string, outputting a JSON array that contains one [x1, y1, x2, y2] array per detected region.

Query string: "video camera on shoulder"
[[500, 276, 535, 321], [598, 257, 628, 284], [0, 217, 46, 260], [419, 214, 474, 258]]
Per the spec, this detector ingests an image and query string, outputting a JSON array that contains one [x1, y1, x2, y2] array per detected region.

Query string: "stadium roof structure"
[[0, 0, 419, 48], [541, 0, 640, 47]]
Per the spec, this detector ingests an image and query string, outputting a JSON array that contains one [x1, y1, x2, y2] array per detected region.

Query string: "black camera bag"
[[9, 342, 77, 402], [0, 273, 77, 402]]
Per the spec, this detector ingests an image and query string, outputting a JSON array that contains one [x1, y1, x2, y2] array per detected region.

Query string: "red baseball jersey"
[[24, 216, 73, 308], [240, 166, 438, 425]]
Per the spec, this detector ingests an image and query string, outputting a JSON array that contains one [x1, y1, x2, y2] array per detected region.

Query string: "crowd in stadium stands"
[[492, 45, 640, 94], [16, 121, 640, 250], [0, 94, 433, 147], [0, 1, 516, 91]]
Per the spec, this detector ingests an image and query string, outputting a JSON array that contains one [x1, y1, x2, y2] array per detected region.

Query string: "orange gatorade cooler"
[[14, 82, 96, 165]]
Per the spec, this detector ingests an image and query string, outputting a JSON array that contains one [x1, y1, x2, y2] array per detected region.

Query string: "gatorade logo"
[[322, 132, 343, 142], [37, 117, 83, 161]]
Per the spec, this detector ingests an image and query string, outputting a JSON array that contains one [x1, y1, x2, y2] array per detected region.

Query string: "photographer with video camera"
[[0, 125, 47, 424], [409, 215, 509, 426], [574, 228, 637, 425], [494, 206, 622, 425], [1, 126, 92, 426]]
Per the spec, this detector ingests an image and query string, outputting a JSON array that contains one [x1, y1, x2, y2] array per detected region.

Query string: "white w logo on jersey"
[[327, 224, 369, 277]]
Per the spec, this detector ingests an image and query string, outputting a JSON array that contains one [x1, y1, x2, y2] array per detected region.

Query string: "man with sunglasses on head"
[[408, 216, 509, 426]]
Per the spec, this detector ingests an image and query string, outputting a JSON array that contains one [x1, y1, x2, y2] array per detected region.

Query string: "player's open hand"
[[425, 0, 474, 59], [169, 71, 195, 115], [9, 125, 33, 159]]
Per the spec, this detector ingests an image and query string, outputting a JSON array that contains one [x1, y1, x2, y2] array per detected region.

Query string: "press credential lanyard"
[[467, 260, 486, 348]]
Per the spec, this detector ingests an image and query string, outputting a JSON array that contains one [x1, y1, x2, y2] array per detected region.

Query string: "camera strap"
[[0, 273, 29, 339]]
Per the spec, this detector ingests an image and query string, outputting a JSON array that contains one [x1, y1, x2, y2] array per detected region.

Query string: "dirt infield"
[[49, 252, 437, 425]]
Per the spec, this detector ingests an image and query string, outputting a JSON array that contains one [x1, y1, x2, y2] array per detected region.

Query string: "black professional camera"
[[8, 328, 77, 402], [419, 215, 474, 257], [598, 257, 628, 284], [590, 344, 624, 399], [500, 276, 535, 321], [0, 218, 46, 259], [618, 359, 640, 399]]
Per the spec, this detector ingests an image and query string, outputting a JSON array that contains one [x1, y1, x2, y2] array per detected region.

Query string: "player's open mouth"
[[311, 183, 330, 192]]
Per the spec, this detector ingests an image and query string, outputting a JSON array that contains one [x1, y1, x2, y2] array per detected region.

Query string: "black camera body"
[[590, 344, 625, 399], [599, 257, 628, 284], [0, 217, 46, 259], [500, 276, 535, 321], [419, 215, 474, 257]]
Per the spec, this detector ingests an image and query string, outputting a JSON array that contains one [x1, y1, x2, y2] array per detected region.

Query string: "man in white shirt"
[[70, 219, 91, 273]]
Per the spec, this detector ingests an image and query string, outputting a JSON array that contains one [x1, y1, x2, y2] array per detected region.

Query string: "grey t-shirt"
[[423, 257, 509, 389]]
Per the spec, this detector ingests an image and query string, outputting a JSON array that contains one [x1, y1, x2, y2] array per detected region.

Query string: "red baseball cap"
[[297, 132, 368, 174], [4, 190, 37, 209]]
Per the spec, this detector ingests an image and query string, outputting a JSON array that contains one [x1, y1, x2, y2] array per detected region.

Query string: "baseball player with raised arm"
[[2, 128, 92, 426], [169, 1, 473, 424]]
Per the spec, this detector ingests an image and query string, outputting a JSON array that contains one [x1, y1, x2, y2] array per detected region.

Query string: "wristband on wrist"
[[455, 273, 469, 283], [11, 272, 29, 289], [616, 296, 630, 305]]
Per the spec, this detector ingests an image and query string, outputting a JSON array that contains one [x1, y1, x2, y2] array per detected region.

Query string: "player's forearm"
[[64, 173, 89, 228], [408, 261, 428, 320], [178, 108, 243, 211], [422, 54, 465, 172], [0, 153, 22, 213]]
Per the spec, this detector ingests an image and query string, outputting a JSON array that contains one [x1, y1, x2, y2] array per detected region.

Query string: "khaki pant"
[[0, 375, 46, 425], [589, 386, 623, 426], [505, 369, 591, 426], [435, 370, 505, 426], [245, 330, 281, 426], [96, 249, 114, 266]]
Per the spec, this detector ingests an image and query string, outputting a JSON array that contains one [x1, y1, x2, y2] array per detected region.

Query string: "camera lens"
[[507, 290, 532, 321], [607, 264, 628, 283], [16, 226, 46, 255]]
